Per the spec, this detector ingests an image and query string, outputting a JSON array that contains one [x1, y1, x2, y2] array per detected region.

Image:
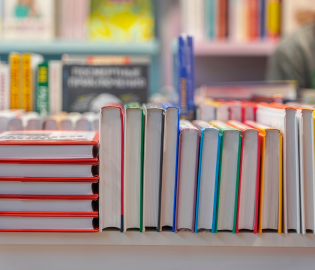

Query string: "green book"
[[210, 120, 241, 234], [36, 61, 49, 117], [124, 102, 144, 232]]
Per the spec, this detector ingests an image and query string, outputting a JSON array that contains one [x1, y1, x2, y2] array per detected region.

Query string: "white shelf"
[[1, 231, 315, 247], [193, 41, 278, 56], [0, 39, 160, 55]]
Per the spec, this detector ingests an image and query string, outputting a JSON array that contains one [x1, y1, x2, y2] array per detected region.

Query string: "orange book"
[[245, 120, 282, 233], [217, 0, 227, 39]]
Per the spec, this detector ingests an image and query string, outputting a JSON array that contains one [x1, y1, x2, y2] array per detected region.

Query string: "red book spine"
[[248, 0, 259, 40], [217, 0, 227, 40]]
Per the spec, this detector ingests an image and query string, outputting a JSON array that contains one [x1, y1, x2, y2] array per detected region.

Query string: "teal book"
[[205, 0, 216, 39], [36, 62, 49, 117], [210, 120, 241, 234]]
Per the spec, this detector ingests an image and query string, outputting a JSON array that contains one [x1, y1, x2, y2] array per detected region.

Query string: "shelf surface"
[[1, 231, 315, 247], [0, 39, 160, 55], [194, 41, 278, 56]]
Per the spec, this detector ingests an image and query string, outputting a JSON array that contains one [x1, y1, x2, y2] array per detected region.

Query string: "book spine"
[[22, 54, 33, 111], [217, 0, 227, 40], [266, 0, 281, 39], [205, 0, 215, 39], [260, 0, 266, 38], [248, 0, 259, 40], [36, 62, 49, 117], [49, 61, 62, 115], [10, 53, 22, 109], [177, 35, 195, 120], [0, 65, 9, 110]]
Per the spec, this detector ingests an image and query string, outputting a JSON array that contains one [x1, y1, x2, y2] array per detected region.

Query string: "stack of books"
[[0, 130, 99, 232]]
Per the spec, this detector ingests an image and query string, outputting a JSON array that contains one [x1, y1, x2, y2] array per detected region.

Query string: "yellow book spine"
[[10, 54, 21, 109], [278, 133, 283, 234], [258, 135, 266, 233], [267, 0, 281, 38], [22, 54, 33, 111]]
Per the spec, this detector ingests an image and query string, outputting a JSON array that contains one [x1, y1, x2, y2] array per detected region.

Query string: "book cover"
[[36, 62, 49, 117], [177, 35, 195, 120], [266, 0, 281, 39], [125, 103, 144, 232], [49, 61, 62, 115], [9, 53, 21, 110], [210, 120, 241, 233], [62, 64, 149, 113], [22, 54, 32, 111], [89, 0, 154, 42], [2, 0, 54, 40], [0, 64, 9, 110]]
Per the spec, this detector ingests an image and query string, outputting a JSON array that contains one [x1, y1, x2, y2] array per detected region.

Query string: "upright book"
[[193, 120, 221, 234], [99, 103, 124, 232], [174, 120, 199, 232], [245, 120, 282, 233], [227, 120, 260, 233], [159, 104, 180, 231], [210, 120, 241, 233], [142, 104, 164, 231], [256, 103, 299, 233], [124, 103, 144, 232]]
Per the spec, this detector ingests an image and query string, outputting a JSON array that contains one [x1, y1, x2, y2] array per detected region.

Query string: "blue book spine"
[[177, 35, 195, 121], [260, 0, 266, 38], [170, 106, 180, 232], [194, 128, 205, 233], [212, 132, 222, 233]]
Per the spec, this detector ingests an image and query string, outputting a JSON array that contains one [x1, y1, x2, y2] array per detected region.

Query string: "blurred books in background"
[[0, 0, 155, 42]]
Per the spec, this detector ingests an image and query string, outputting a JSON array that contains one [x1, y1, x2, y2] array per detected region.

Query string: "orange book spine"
[[22, 54, 33, 111]]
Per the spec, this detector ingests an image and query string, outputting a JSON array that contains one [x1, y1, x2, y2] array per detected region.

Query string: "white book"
[[0, 163, 95, 178], [175, 120, 199, 232], [0, 199, 94, 212], [99, 105, 123, 231], [160, 106, 179, 230], [0, 216, 95, 230], [124, 105, 143, 231], [296, 108, 315, 234], [0, 64, 9, 110], [49, 61, 62, 115], [142, 104, 164, 231], [2, 0, 55, 40], [256, 104, 300, 233], [21, 112, 42, 130], [193, 120, 220, 232], [0, 110, 23, 132], [60, 112, 82, 130], [0, 181, 94, 195]]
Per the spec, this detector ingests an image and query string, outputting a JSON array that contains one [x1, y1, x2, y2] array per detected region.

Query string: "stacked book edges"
[[0, 130, 99, 232]]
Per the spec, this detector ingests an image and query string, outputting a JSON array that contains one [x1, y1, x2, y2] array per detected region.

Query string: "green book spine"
[[232, 134, 242, 234], [36, 62, 49, 117], [215, 131, 224, 233], [139, 107, 144, 233]]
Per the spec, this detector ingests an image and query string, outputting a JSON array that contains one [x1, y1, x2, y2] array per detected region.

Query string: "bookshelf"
[[0, 40, 160, 55], [1, 232, 315, 247]]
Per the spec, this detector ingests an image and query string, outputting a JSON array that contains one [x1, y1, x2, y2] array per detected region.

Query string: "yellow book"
[[266, 0, 281, 38], [9, 53, 21, 109], [22, 54, 32, 111], [245, 121, 283, 234]]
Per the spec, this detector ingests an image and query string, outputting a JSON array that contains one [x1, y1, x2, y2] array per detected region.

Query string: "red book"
[[100, 103, 124, 232], [248, 0, 259, 40], [217, 0, 228, 40], [241, 101, 257, 122], [226, 120, 261, 234]]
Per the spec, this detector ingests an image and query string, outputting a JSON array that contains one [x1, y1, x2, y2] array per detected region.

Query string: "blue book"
[[159, 103, 180, 232], [177, 35, 195, 121], [260, 0, 266, 38], [193, 120, 221, 234], [205, 0, 216, 39]]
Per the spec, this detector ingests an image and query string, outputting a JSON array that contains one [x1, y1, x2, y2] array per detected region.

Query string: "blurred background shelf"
[[0, 40, 160, 55], [193, 41, 279, 56], [1, 231, 315, 247]]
